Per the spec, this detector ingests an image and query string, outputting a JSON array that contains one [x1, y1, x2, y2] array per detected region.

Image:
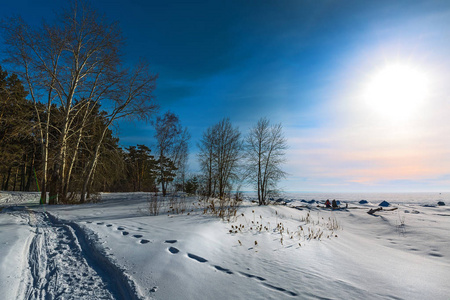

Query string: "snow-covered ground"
[[0, 191, 449, 299]]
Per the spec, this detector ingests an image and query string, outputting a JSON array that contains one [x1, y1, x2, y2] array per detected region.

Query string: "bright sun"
[[364, 63, 429, 121]]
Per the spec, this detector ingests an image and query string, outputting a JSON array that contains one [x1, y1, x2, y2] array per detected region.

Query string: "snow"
[[1, 192, 449, 299]]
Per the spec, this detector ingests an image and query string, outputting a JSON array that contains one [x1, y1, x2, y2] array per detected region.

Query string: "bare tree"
[[154, 111, 190, 196], [79, 61, 157, 203], [172, 127, 190, 192], [197, 126, 217, 198], [198, 118, 242, 199], [244, 117, 287, 205], [1, 1, 157, 203]]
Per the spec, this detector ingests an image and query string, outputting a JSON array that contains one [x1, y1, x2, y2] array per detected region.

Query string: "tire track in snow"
[[23, 211, 114, 299], [16, 209, 143, 300]]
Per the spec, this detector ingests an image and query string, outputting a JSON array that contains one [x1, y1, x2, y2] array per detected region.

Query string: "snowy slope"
[[1, 192, 449, 299]]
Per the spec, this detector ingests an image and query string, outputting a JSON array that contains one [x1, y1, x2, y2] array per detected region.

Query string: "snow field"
[[0, 209, 33, 300], [1, 192, 449, 299]]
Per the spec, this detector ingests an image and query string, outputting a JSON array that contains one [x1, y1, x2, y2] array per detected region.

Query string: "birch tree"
[[154, 111, 190, 196], [213, 118, 242, 199], [244, 118, 287, 205], [198, 118, 242, 199], [1, 1, 157, 203], [197, 126, 217, 198]]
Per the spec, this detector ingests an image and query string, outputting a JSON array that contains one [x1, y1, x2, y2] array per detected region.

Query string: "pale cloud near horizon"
[[284, 121, 450, 191]]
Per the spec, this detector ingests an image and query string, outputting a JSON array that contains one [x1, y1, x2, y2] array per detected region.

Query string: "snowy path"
[[10, 208, 141, 300]]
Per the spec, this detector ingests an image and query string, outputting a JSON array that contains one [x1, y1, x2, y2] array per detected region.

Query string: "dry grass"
[[229, 208, 342, 248]]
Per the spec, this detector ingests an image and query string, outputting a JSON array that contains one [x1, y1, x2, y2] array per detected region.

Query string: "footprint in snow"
[[140, 239, 150, 244], [187, 253, 207, 263], [214, 265, 233, 274], [122, 231, 129, 236], [238, 272, 297, 297], [133, 234, 143, 238], [239, 271, 266, 281], [168, 247, 179, 254], [96, 222, 104, 225], [106, 224, 112, 227], [160, 242, 297, 297], [262, 283, 298, 297], [117, 227, 125, 231]]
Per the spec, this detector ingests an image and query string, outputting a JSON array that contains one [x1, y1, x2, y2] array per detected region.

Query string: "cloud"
[[282, 104, 450, 191]]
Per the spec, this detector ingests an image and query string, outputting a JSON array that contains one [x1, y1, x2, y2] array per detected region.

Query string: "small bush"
[[148, 193, 161, 216]]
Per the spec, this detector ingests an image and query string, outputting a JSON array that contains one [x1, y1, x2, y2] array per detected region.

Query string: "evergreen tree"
[[125, 145, 158, 192], [0, 66, 38, 192], [184, 175, 200, 195], [156, 155, 177, 195]]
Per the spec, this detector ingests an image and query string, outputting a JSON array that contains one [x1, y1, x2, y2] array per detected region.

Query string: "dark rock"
[[359, 200, 368, 204], [379, 201, 391, 207], [437, 201, 445, 206]]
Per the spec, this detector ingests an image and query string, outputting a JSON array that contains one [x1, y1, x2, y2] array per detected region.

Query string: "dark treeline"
[[0, 66, 187, 200], [1, 62, 286, 206], [0, 67, 35, 192]]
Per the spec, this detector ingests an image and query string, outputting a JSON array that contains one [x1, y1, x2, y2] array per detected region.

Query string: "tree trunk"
[[25, 156, 34, 191], [40, 103, 51, 205], [80, 156, 96, 203], [160, 150, 167, 197], [63, 121, 85, 199], [20, 155, 26, 191], [12, 167, 19, 191], [3, 167, 12, 190], [56, 115, 70, 203], [81, 133, 104, 203], [48, 164, 59, 205]]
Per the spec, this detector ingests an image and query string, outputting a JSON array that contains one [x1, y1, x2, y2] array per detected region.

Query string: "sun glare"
[[364, 64, 429, 121]]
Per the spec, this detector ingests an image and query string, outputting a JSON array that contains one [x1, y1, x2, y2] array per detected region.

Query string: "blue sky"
[[3, 0, 450, 192]]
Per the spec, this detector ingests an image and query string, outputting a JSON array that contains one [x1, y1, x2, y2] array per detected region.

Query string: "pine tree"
[[0, 66, 38, 192], [156, 155, 177, 195]]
